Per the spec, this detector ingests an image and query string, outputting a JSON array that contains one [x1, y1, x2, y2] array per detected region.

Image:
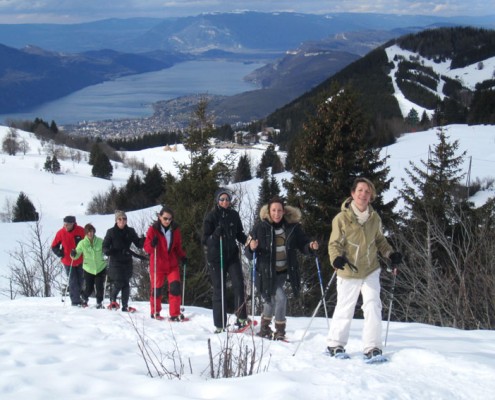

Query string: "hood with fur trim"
[[259, 204, 302, 225]]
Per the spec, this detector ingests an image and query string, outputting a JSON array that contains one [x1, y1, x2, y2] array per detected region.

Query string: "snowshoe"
[[107, 301, 120, 310], [327, 346, 350, 359]]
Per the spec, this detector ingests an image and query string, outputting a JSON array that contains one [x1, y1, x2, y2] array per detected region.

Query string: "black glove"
[[122, 249, 131, 256], [390, 252, 402, 266], [75, 235, 82, 245], [214, 225, 223, 237], [70, 249, 77, 258], [52, 246, 64, 258], [333, 256, 347, 270], [151, 236, 158, 248], [181, 257, 188, 266]]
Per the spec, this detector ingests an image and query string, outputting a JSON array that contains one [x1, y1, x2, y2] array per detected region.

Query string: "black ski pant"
[[208, 256, 247, 329], [110, 278, 130, 308], [82, 269, 106, 305]]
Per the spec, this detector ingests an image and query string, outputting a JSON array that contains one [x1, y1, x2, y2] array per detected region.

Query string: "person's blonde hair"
[[351, 177, 376, 202]]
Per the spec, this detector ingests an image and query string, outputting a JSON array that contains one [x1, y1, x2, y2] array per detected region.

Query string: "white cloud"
[[0, 0, 492, 24]]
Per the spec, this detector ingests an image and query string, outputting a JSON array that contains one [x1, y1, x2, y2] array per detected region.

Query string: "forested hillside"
[[266, 27, 495, 150]]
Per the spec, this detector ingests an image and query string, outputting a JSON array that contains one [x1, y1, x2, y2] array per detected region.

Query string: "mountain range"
[[0, 12, 494, 123]]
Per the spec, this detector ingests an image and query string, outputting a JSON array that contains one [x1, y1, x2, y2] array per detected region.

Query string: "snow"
[[384, 44, 495, 118], [1, 123, 495, 399]]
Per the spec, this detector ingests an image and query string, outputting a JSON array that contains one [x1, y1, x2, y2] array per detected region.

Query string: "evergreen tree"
[[51, 155, 61, 173], [143, 165, 165, 204], [285, 84, 395, 240], [256, 144, 284, 178], [92, 152, 113, 179], [255, 170, 281, 218], [183, 96, 213, 154], [161, 99, 220, 310], [88, 143, 103, 166], [43, 156, 52, 172], [233, 153, 252, 183], [13, 192, 39, 222], [399, 126, 466, 226]]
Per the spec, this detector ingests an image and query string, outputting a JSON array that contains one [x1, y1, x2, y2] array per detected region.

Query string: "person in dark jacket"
[[245, 196, 318, 340], [102, 210, 144, 312], [144, 206, 187, 321], [51, 215, 85, 306], [203, 188, 249, 333]]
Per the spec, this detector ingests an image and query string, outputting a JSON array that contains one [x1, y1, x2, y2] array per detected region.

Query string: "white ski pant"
[[326, 268, 382, 353]]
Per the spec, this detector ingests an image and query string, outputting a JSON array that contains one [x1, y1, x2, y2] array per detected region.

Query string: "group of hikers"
[[51, 176, 402, 360]]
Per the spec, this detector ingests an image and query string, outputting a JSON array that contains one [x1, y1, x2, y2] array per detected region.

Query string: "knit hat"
[[215, 188, 231, 203], [63, 215, 76, 223], [115, 210, 127, 221]]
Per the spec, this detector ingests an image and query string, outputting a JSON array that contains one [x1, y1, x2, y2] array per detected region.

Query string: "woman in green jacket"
[[71, 223, 107, 308]]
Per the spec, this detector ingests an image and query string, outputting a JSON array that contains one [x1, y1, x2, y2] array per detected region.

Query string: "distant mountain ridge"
[[0, 12, 494, 120], [265, 26, 495, 148], [0, 12, 493, 53]]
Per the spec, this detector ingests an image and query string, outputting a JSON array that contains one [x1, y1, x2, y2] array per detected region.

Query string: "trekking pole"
[[293, 270, 337, 357], [220, 234, 225, 330], [153, 246, 157, 318], [384, 266, 398, 348], [103, 273, 108, 307], [181, 259, 186, 312], [251, 251, 257, 321], [315, 256, 329, 328], [63, 259, 74, 306]]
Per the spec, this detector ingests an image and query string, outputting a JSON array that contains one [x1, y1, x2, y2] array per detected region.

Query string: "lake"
[[0, 60, 263, 125]]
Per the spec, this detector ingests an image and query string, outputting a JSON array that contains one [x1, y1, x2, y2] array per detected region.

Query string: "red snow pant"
[[150, 268, 181, 317]]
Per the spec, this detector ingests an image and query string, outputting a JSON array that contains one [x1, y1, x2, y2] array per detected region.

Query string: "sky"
[[0, 0, 492, 24]]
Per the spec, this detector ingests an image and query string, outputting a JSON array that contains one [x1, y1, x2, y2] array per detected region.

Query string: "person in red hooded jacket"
[[144, 206, 187, 321], [51, 215, 85, 306]]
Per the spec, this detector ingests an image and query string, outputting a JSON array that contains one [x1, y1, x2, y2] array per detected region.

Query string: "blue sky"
[[0, 0, 492, 24]]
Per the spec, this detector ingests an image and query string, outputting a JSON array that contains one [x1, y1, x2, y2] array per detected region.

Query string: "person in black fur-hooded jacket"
[[245, 196, 318, 340], [202, 188, 248, 333]]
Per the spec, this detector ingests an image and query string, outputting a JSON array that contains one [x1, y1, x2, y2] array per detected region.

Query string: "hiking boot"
[[273, 321, 286, 341], [122, 306, 136, 313], [258, 315, 273, 338], [364, 348, 382, 359], [96, 303, 104, 309], [151, 313, 165, 320], [214, 327, 225, 334], [169, 314, 185, 322], [327, 346, 346, 357]]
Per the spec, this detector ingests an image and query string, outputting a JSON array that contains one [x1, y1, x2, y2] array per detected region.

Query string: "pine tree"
[[256, 144, 284, 178], [399, 126, 466, 226], [285, 84, 395, 240], [143, 165, 165, 204], [255, 170, 281, 219], [13, 192, 39, 222], [51, 155, 61, 173], [233, 153, 252, 183], [43, 156, 52, 172], [92, 152, 113, 179], [161, 99, 219, 310]]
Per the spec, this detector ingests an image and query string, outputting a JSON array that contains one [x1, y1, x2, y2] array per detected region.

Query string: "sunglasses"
[[218, 197, 230, 202], [161, 217, 173, 221], [118, 217, 127, 221]]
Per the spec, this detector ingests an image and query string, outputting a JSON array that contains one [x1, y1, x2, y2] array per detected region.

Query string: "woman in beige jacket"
[[326, 177, 402, 360]]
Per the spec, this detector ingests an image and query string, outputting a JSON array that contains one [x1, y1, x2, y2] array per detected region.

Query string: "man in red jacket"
[[51, 216, 85, 306]]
